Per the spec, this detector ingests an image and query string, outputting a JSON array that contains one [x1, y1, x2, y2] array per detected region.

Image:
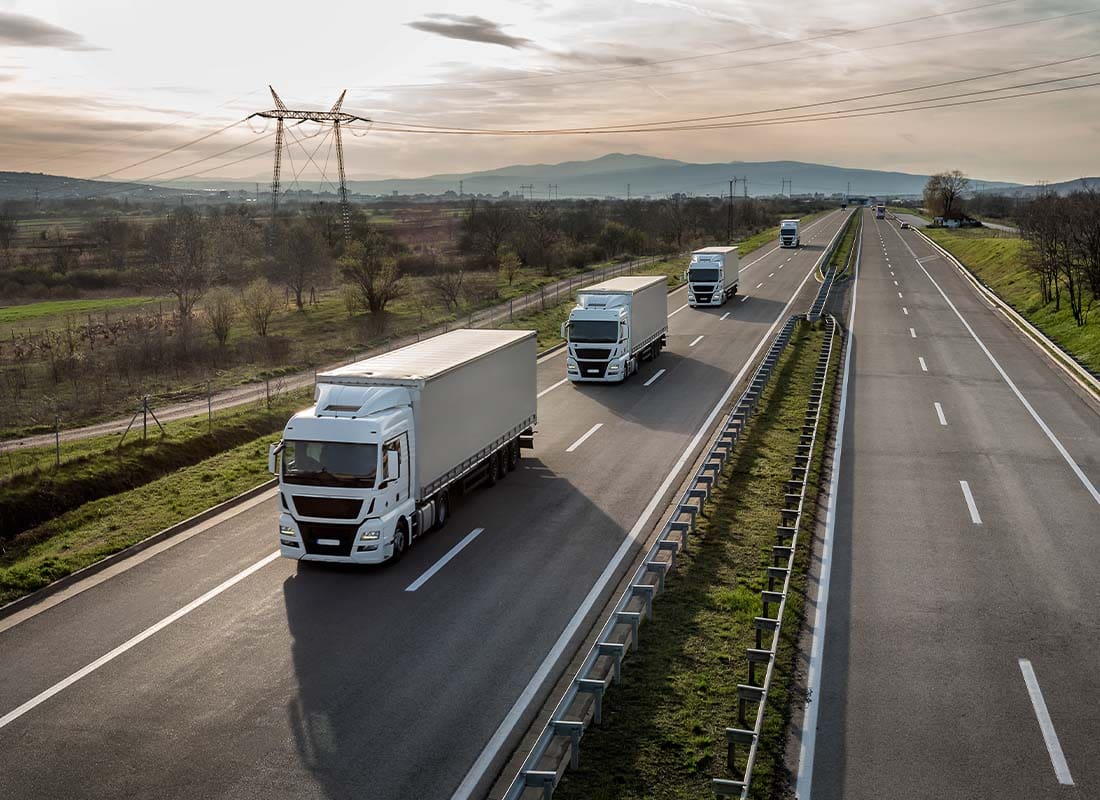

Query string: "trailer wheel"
[[485, 452, 500, 486], [433, 492, 449, 531], [507, 439, 520, 471]]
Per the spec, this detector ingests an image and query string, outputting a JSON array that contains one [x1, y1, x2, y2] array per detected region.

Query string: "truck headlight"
[[360, 529, 381, 541], [279, 524, 296, 537], [608, 363, 620, 372]]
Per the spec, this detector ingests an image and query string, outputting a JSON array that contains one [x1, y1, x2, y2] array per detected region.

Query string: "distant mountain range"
[[1, 154, 1092, 203]]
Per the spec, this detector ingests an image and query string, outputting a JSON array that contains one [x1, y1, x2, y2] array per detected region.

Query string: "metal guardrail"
[[808, 209, 858, 322], [712, 314, 839, 799]]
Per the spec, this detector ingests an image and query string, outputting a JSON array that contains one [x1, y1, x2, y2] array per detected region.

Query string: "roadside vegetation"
[[828, 211, 859, 276], [1, 196, 833, 437], [554, 319, 838, 800]]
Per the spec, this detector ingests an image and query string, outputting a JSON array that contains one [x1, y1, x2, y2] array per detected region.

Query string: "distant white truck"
[[779, 218, 801, 248], [563, 275, 668, 382], [686, 246, 740, 307], [270, 329, 537, 564]]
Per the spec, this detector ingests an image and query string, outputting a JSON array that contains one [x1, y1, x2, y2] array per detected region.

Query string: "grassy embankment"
[[554, 319, 837, 800], [0, 215, 829, 605], [923, 227, 1100, 373]]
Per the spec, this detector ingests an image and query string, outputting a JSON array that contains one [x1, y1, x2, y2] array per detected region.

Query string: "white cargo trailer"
[[563, 275, 668, 382], [270, 329, 537, 564], [779, 218, 800, 248], [687, 246, 740, 307]]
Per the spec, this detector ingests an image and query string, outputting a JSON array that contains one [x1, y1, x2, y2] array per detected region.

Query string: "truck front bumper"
[[567, 355, 627, 382], [278, 514, 392, 564]]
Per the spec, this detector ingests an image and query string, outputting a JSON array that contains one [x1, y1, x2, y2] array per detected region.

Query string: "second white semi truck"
[[563, 275, 668, 382], [779, 218, 801, 248], [687, 246, 740, 307], [270, 329, 537, 564]]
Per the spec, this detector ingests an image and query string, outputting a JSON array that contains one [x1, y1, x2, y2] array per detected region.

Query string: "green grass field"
[[554, 320, 837, 799], [923, 228, 1100, 373], [0, 295, 168, 328]]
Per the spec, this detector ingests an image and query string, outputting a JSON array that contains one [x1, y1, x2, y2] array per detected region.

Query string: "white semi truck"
[[270, 329, 537, 564], [563, 275, 668, 382], [686, 246, 740, 307], [780, 218, 801, 248]]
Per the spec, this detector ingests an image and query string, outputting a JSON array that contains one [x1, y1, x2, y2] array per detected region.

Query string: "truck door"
[[381, 435, 410, 507]]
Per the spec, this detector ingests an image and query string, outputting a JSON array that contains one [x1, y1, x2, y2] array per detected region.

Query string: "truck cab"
[[686, 246, 739, 307], [779, 218, 800, 248], [272, 385, 414, 564]]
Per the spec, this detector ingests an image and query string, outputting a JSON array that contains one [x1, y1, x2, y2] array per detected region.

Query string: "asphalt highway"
[[802, 209, 1100, 799], [0, 211, 851, 800]]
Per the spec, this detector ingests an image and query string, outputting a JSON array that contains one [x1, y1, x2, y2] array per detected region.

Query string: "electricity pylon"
[[251, 86, 369, 242]]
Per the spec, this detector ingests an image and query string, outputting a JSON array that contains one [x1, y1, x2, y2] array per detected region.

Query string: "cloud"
[[407, 14, 534, 49], [0, 11, 102, 51]]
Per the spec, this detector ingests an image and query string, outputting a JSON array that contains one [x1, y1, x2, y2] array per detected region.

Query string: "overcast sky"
[[1, 0, 1098, 187]]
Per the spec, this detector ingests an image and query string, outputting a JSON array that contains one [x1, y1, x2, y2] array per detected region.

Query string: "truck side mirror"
[[268, 441, 283, 475], [560, 322, 568, 339]]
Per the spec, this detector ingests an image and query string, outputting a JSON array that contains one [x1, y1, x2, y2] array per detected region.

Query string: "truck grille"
[[299, 522, 359, 557], [577, 360, 609, 377], [694, 292, 714, 303], [292, 496, 363, 519], [575, 347, 611, 360]]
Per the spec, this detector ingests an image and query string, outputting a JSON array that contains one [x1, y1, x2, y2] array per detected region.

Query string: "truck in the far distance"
[[270, 329, 537, 564], [875, 204, 886, 219], [779, 218, 801, 248], [686, 246, 740, 307], [563, 275, 668, 382]]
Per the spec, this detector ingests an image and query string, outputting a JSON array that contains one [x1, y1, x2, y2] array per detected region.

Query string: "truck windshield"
[[689, 267, 721, 283], [569, 320, 619, 343], [283, 440, 378, 488]]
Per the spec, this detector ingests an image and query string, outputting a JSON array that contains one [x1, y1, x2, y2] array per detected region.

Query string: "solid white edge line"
[[565, 423, 603, 453], [934, 402, 947, 426], [1019, 658, 1075, 785], [405, 528, 486, 592], [689, 335, 704, 347], [0, 550, 281, 731], [891, 224, 1100, 506], [919, 356, 928, 372], [960, 480, 982, 524], [669, 302, 690, 317], [452, 213, 845, 800], [795, 208, 862, 799], [537, 378, 569, 399], [643, 368, 667, 387]]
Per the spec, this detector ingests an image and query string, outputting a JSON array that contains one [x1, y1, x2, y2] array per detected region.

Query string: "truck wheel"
[[433, 492, 449, 531], [392, 520, 409, 561], [507, 439, 520, 471], [486, 452, 500, 486]]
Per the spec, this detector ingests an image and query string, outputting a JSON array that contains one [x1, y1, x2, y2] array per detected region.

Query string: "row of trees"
[[1019, 190, 1100, 326]]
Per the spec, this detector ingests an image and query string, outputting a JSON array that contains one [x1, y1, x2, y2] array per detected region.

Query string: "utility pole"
[[459, 179, 463, 199], [626, 183, 631, 201], [847, 181, 851, 203], [743, 177, 749, 199], [727, 179, 734, 244], [251, 86, 367, 243]]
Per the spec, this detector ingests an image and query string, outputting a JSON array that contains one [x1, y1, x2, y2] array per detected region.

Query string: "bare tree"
[[431, 261, 466, 310], [240, 278, 280, 336], [274, 221, 331, 310], [498, 248, 521, 286], [923, 170, 970, 218], [341, 232, 405, 315], [459, 199, 515, 267], [205, 287, 236, 347], [146, 208, 212, 318], [87, 216, 133, 270], [0, 211, 18, 260]]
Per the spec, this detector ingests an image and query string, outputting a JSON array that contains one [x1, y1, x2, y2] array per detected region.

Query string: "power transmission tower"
[[727, 179, 734, 244], [520, 183, 534, 200], [251, 86, 370, 243], [459, 179, 463, 199]]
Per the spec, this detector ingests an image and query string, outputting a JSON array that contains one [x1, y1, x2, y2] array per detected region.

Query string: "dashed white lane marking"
[[1019, 658, 1075, 786], [934, 402, 947, 426], [910, 327, 917, 338], [406, 528, 485, 592], [669, 302, 689, 317], [902, 307, 909, 315], [960, 480, 982, 524], [894, 280, 899, 286], [538, 378, 569, 398], [740, 295, 749, 302], [769, 272, 775, 278], [919, 356, 928, 372], [720, 312, 730, 321], [898, 292, 904, 298], [643, 368, 666, 387], [756, 282, 764, 289], [566, 423, 603, 453], [689, 335, 704, 347]]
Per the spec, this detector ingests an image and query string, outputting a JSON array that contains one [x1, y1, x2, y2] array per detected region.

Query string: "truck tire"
[[392, 520, 409, 561], [433, 492, 449, 531], [485, 452, 500, 486], [507, 439, 520, 471]]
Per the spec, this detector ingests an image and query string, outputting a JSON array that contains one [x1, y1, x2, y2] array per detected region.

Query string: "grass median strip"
[[554, 319, 837, 800]]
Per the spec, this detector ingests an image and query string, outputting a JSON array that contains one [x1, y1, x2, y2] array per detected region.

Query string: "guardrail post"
[[551, 720, 584, 769], [597, 641, 625, 683], [724, 727, 755, 776]]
